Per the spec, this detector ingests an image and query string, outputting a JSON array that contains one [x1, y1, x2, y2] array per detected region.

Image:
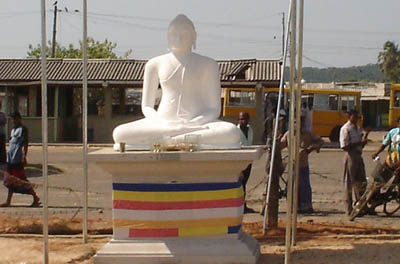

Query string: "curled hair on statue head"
[[168, 14, 197, 50], [169, 14, 195, 32]]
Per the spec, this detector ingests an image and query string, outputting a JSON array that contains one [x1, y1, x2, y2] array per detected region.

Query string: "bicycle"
[[349, 160, 400, 221]]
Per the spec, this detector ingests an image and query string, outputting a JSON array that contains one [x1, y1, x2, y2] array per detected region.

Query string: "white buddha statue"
[[113, 14, 242, 150]]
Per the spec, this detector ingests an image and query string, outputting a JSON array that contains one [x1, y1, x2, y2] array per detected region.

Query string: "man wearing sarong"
[[339, 109, 368, 215], [281, 116, 324, 213]]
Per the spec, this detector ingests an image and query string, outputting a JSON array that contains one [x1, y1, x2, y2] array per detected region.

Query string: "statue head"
[[168, 14, 197, 54]]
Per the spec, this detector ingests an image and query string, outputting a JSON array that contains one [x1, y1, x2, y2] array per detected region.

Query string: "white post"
[[4, 86, 8, 140], [292, 0, 304, 247], [263, 0, 292, 233], [285, 0, 297, 263], [40, 0, 49, 263], [53, 86, 59, 142], [82, 0, 89, 243]]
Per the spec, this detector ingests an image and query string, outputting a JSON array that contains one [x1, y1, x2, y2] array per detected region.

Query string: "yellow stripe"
[[179, 226, 227, 237], [114, 217, 242, 229], [113, 188, 243, 202]]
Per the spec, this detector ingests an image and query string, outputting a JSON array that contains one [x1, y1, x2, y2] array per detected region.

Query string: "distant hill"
[[284, 63, 384, 83]]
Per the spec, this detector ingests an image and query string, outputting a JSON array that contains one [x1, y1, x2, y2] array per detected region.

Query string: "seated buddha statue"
[[113, 14, 242, 150]]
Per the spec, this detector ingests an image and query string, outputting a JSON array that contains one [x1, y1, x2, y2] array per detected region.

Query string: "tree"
[[378, 41, 400, 83], [27, 37, 132, 59]]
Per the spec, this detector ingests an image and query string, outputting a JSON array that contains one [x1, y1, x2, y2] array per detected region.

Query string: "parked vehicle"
[[389, 84, 400, 128], [223, 87, 362, 142]]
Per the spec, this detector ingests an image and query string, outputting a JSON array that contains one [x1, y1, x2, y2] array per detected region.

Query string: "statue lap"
[[113, 118, 241, 150]]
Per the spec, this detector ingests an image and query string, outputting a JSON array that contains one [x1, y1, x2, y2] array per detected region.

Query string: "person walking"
[[237, 112, 254, 213], [1, 112, 40, 207], [339, 109, 369, 215]]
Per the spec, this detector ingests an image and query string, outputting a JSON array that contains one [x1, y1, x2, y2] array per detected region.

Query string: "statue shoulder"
[[145, 54, 168, 68], [191, 53, 219, 72], [192, 53, 218, 65]]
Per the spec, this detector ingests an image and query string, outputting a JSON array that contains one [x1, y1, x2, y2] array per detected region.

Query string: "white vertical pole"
[[292, 0, 304, 247], [4, 86, 8, 145], [53, 86, 59, 142], [263, 0, 292, 233], [40, 0, 49, 263], [82, 0, 89, 244], [285, 0, 297, 263]]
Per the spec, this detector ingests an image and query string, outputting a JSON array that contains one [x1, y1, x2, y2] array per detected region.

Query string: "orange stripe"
[[114, 217, 242, 229], [129, 228, 179, 237], [113, 197, 244, 210]]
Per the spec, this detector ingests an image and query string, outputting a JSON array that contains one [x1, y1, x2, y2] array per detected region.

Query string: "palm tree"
[[378, 41, 400, 83]]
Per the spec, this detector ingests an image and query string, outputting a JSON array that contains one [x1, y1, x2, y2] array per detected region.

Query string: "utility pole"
[[282, 12, 289, 111], [51, 1, 58, 58]]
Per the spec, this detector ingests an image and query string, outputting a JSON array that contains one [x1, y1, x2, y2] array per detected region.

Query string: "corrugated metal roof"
[[0, 58, 280, 83]]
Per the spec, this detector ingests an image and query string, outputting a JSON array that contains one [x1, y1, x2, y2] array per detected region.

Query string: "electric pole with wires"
[[51, 1, 58, 58]]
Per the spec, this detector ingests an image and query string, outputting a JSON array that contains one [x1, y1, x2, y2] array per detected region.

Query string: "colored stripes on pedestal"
[[112, 181, 244, 239]]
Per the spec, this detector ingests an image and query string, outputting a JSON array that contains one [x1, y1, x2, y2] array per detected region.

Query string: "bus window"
[[265, 92, 279, 109], [313, 94, 338, 111], [228, 90, 255, 107], [341, 95, 356, 112], [329, 95, 338, 110], [394, 91, 400, 108], [301, 94, 314, 106]]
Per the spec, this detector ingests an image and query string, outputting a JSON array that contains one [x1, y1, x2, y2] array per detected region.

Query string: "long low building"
[[0, 58, 281, 143]]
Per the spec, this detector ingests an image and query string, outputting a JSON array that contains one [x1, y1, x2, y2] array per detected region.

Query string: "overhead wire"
[[2, 8, 395, 65], [302, 54, 334, 68], [60, 10, 393, 52]]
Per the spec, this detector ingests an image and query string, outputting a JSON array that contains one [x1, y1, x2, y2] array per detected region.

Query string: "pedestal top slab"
[[87, 147, 263, 163]]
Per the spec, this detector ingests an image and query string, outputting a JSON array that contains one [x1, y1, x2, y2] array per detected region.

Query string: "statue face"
[[168, 24, 195, 54]]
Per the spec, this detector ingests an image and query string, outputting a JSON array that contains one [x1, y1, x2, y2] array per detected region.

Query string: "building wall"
[[88, 115, 142, 143], [8, 117, 58, 143], [3, 83, 269, 144]]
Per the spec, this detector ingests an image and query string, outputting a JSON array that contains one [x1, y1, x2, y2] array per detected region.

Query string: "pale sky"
[[1, 0, 399, 68]]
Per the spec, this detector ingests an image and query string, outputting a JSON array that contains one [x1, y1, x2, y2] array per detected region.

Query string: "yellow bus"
[[223, 87, 362, 141], [389, 84, 400, 128]]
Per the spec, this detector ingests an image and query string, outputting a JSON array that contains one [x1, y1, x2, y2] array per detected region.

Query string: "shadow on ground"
[[259, 239, 400, 264], [0, 163, 63, 178]]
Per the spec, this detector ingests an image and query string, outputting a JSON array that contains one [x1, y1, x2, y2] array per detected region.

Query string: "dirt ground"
[[1, 216, 400, 264], [2, 132, 400, 263]]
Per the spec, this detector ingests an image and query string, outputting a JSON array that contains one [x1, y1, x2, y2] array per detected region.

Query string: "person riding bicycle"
[[371, 117, 400, 180]]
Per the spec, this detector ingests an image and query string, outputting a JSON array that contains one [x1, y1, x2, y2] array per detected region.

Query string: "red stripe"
[[113, 197, 244, 210], [129, 228, 179, 237]]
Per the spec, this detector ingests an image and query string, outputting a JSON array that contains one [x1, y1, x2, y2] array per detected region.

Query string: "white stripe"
[[114, 206, 243, 221], [113, 228, 130, 239]]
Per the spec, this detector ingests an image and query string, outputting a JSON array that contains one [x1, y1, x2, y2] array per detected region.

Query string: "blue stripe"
[[113, 181, 242, 192], [228, 225, 241, 234]]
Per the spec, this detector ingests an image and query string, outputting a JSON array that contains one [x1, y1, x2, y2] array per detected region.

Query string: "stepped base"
[[94, 232, 260, 264]]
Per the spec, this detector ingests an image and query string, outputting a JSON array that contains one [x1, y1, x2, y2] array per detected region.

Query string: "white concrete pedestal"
[[88, 148, 263, 264]]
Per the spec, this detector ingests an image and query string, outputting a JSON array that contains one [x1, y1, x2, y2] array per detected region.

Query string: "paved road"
[[1, 131, 398, 229], [0, 146, 113, 219]]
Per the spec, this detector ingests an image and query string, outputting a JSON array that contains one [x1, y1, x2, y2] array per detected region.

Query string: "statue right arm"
[[141, 60, 160, 120], [185, 59, 221, 126]]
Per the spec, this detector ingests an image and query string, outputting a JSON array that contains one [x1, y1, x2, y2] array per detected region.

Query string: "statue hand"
[[183, 120, 201, 126], [162, 120, 182, 126], [186, 125, 209, 130]]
